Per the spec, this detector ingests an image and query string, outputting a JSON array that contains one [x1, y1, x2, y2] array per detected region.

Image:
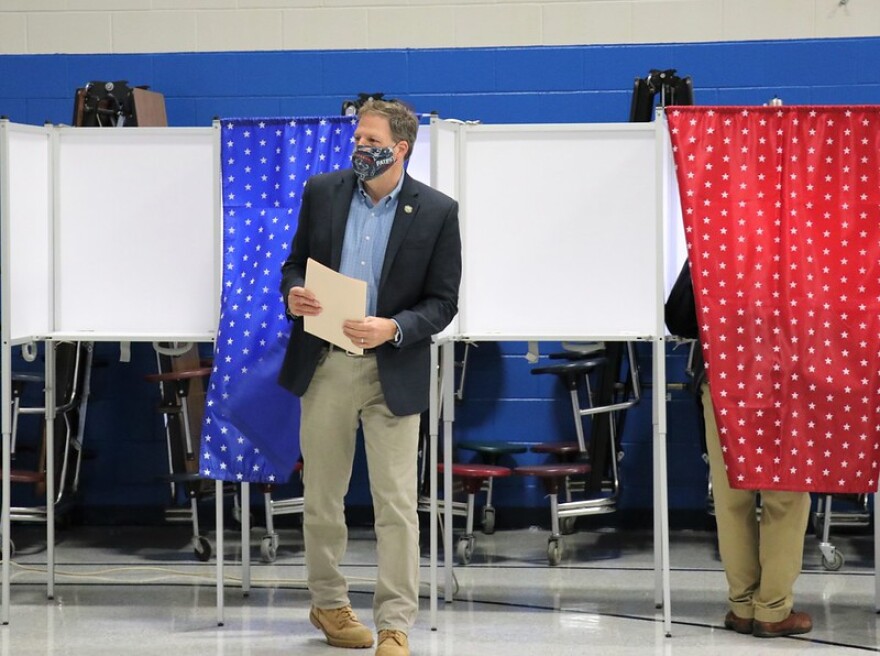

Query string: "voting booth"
[[423, 116, 680, 633], [0, 120, 222, 622]]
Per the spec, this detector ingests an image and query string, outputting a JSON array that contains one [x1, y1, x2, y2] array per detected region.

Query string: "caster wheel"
[[822, 550, 844, 571], [456, 536, 474, 565], [194, 535, 212, 562], [481, 507, 496, 535], [547, 539, 563, 566], [261, 535, 279, 563], [560, 516, 576, 535]]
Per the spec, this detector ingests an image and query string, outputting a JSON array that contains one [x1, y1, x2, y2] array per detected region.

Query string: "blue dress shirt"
[[339, 173, 405, 341]]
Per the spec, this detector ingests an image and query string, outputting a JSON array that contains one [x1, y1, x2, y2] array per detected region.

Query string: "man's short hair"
[[358, 99, 418, 161]]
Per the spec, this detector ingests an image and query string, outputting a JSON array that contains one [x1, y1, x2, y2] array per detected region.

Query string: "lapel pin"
[[404, 205, 413, 214]]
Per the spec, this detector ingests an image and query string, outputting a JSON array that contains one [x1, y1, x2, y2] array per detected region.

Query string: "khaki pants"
[[701, 383, 811, 623], [300, 350, 421, 632]]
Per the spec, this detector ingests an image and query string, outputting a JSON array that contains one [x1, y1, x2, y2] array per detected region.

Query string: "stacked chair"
[[145, 343, 214, 561], [515, 341, 640, 565], [4, 341, 94, 554]]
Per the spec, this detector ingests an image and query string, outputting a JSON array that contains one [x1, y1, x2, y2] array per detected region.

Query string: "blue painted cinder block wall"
[[2, 37, 877, 525]]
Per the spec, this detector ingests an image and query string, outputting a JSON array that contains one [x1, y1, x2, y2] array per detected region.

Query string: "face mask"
[[351, 144, 396, 181]]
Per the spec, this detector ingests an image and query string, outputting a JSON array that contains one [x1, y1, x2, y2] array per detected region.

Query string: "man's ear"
[[396, 140, 410, 160]]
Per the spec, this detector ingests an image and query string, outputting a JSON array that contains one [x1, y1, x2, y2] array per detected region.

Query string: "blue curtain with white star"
[[200, 116, 358, 484]]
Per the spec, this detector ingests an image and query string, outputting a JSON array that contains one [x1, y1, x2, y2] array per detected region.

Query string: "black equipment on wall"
[[629, 69, 694, 122], [72, 80, 168, 127]]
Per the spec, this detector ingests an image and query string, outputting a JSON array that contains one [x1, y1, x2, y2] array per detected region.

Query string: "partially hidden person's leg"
[[357, 357, 421, 635], [701, 382, 760, 621], [753, 488, 811, 623], [300, 351, 360, 609]]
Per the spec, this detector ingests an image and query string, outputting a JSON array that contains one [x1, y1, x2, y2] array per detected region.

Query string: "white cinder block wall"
[[0, 0, 878, 55]]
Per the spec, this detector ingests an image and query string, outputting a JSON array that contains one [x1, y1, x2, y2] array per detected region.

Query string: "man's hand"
[[343, 317, 398, 349], [287, 287, 321, 317]]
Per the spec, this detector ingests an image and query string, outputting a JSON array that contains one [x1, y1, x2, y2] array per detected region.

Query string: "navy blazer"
[[278, 169, 462, 416]]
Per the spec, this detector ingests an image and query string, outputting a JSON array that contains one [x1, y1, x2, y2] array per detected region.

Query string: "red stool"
[[530, 441, 586, 505], [514, 462, 591, 565], [439, 462, 512, 565], [455, 440, 526, 534]]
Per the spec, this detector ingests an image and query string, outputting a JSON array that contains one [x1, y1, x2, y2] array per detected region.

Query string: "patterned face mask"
[[351, 144, 396, 181]]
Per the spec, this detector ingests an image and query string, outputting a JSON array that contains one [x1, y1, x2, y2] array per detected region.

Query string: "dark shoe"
[[309, 605, 374, 648], [753, 610, 813, 638], [723, 610, 753, 634]]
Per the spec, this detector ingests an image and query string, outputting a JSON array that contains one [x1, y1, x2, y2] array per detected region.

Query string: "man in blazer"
[[279, 99, 461, 656]]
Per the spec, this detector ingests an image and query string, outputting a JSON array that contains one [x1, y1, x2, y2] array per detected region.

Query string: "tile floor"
[[1, 518, 878, 655]]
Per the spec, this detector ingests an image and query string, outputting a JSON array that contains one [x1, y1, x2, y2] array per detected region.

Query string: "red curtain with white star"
[[667, 106, 880, 493]]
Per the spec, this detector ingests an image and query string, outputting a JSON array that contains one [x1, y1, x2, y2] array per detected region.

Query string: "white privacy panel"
[[1, 123, 52, 341], [431, 120, 463, 341], [407, 123, 431, 185], [55, 127, 220, 339], [431, 119, 461, 202], [457, 123, 660, 340]]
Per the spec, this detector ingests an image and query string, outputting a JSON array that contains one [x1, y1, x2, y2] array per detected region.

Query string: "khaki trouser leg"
[[300, 351, 360, 609], [361, 379, 420, 632], [701, 383, 810, 623], [754, 488, 811, 622]]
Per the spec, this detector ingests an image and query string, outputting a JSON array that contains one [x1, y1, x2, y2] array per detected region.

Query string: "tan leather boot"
[[309, 605, 374, 648], [376, 629, 409, 656]]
